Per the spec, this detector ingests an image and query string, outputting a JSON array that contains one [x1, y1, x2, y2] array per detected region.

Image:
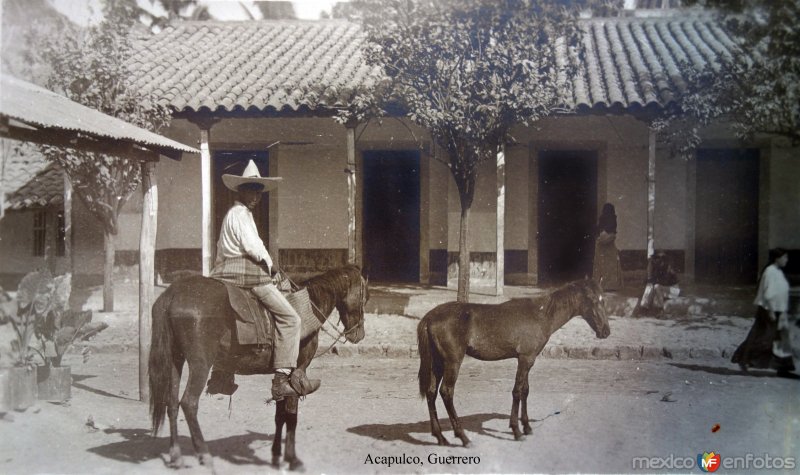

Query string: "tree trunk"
[[63, 172, 73, 277], [457, 204, 471, 303], [647, 127, 656, 258], [103, 230, 114, 312], [346, 125, 357, 265]]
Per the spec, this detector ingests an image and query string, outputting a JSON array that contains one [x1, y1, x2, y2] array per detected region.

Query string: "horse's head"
[[336, 272, 369, 344], [579, 279, 611, 339]]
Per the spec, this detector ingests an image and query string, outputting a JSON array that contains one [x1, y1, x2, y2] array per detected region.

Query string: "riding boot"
[[271, 369, 320, 401]]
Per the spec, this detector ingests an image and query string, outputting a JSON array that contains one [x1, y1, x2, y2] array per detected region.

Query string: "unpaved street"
[[1, 353, 798, 474]]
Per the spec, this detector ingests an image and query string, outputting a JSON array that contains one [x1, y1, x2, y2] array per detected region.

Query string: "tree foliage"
[[28, 0, 171, 236], [661, 0, 800, 155], [23, 0, 171, 311], [345, 0, 619, 299]]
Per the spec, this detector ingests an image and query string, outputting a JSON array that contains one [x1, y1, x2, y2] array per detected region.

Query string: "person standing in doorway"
[[732, 248, 795, 376], [208, 160, 321, 399], [592, 203, 624, 291]]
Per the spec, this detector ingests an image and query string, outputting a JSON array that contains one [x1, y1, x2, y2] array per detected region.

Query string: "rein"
[[281, 271, 364, 357]]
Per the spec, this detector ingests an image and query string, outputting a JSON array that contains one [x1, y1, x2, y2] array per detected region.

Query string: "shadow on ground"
[[348, 411, 562, 446], [72, 373, 138, 401], [88, 428, 273, 466]]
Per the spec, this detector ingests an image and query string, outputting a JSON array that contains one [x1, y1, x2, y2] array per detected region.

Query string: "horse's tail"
[[417, 316, 435, 399], [149, 286, 174, 436]]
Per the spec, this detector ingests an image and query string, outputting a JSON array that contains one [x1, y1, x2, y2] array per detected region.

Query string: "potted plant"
[[24, 271, 96, 402], [0, 280, 39, 411]]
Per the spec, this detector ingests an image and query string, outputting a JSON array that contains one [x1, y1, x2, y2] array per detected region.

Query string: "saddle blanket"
[[221, 283, 323, 346]]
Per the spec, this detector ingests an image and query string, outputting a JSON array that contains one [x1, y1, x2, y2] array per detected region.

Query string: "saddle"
[[222, 282, 274, 347], [221, 281, 322, 347]]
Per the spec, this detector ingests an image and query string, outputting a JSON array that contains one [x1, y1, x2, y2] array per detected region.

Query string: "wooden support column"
[[139, 159, 158, 403], [346, 124, 357, 265], [200, 127, 214, 275], [496, 143, 506, 296], [647, 127, 656, 258]]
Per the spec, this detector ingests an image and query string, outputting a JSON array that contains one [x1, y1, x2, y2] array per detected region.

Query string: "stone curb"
[[75, 341, 738, 362], [368, 292, 752, 320], [325, 344, 739, 361]]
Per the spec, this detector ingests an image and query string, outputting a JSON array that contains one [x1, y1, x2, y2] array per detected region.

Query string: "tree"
[[661, 0, 800, 153], [29, 0, 171, 311], [343, 0, 618, 301]]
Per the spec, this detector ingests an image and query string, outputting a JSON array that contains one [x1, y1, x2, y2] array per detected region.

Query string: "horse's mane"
[[541, 280, 591, 318], [304, 264, 364, 299]]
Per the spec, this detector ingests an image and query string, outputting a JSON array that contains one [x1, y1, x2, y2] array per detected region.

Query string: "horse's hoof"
[[271, 455, 282, 468], [289, 458, 305, 471], [167, 458, 184, 470], [437, 438, 450, 446], [523, 426, 533, 435], [198, 453, 214, 467], [462, 441, 472, 448]]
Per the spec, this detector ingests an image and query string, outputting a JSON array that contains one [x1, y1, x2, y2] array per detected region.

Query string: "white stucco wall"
[[94, 112, 798, 283], [0, 197, 105, 285], [507, 115, 653, 252]]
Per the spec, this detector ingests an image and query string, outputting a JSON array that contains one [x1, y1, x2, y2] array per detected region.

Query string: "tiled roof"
[[131, 13, 736, 114], [569, 14, 737, 110], [4, 161, 63, 210], [130, 20, 380, 113], [1, 148, 49, 195]]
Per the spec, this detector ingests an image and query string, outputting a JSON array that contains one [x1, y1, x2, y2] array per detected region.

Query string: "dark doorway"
[[362, 150, 421, 282], [213, 151, 270, 245], [695, 148, 759, 284], [537, 150, 598, 285]]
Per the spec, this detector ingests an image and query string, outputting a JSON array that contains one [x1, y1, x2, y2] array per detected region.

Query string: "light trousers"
[[252, 283, 300, 369]]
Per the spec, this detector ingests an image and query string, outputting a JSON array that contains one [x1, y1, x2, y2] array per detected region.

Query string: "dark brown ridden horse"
[[417, 278, 610, 446], [149, 265, 368, 472]]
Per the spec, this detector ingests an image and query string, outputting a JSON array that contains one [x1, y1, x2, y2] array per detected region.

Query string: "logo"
[[697, 452, 721, 472]]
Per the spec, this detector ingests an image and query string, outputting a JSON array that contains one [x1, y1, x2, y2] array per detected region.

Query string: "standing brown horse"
[[149, 265, 368, 472], [417, 279, 610, 447]]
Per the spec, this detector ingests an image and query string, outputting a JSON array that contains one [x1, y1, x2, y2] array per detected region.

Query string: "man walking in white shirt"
[[209, 160, 320, 400]]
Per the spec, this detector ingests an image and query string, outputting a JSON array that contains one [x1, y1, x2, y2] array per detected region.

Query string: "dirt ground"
[[1, 278, 799, 474], [2, 354, 798, 474]]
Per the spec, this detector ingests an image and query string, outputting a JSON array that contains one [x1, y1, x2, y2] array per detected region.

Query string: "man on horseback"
[[207, 159, 320, 401]]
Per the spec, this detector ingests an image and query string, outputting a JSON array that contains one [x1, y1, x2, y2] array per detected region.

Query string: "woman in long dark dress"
[[732, 248, 795, 375], [592, 203, 624, 291]]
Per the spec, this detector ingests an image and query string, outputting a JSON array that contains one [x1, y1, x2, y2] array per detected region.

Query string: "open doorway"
[[362, 150, 421, 282], [537, 150, 598, 285], [695, 148, 759, 284]]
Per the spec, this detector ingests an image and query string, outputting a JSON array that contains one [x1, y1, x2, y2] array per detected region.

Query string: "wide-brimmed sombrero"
[[222, 159, 282, 192]]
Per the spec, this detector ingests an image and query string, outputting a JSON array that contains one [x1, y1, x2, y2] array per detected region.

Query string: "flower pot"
[[0, 366, 38, 411], [36, 365, 72, 402]]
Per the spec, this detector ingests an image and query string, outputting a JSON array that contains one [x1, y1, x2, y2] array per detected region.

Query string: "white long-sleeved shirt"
[[214, 201, 273, 269], [753, 264, 790, 313]]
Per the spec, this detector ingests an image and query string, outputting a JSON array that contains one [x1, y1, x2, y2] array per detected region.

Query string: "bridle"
[[282, 271, 367, 357], [314, 274, 366, 356]]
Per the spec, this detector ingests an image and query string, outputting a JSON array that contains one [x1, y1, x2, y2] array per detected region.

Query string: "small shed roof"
[[4, 163, 62, 210], [129, 13, 737, 114], [0, 74, 199, 160]]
